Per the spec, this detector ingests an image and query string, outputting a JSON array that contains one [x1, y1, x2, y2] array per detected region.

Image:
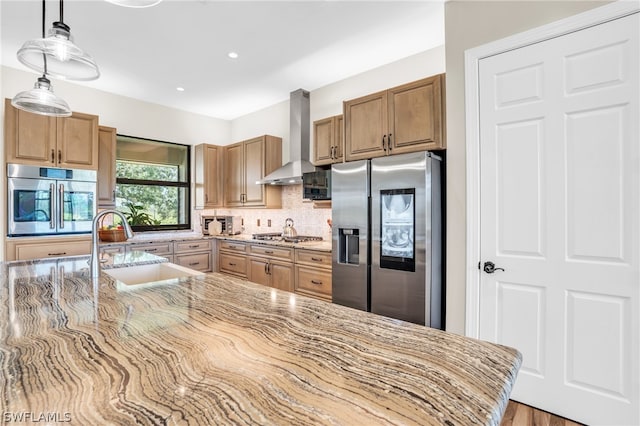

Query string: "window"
[[115, 135, 190, 232]]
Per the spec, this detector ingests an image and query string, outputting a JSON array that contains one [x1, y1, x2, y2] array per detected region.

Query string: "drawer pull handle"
[[229, 262, 236, 266], [311, 280, 323, 285], [311, 257, 323, 262], [188, 245, 200, 248], [146, 248, 158, 252], [189, 262, 200, 266], [48, 252, 66, 256], [264, 250, 274, 254]]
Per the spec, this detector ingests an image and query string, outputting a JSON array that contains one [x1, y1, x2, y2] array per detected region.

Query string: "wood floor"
[[500, 401, 585, 426]]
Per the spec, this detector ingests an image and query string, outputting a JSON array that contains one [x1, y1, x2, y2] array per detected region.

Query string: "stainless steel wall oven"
[[7, 164, 97, 236]]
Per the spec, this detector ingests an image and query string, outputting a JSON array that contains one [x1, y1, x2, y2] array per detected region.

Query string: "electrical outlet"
[[257, 219, 261, 227], [267, 219, 271, 227]]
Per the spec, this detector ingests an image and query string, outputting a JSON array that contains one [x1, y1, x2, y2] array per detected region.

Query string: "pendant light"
[[106, 0, 162, 7], [16, 0, 100, 81], [12, 0, 71, 117]]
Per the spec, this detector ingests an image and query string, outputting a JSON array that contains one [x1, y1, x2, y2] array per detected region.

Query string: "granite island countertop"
[[0, 256, 521, 425]]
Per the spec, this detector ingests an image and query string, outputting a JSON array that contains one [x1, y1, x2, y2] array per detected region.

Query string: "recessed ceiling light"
[[176, 87, 185, 92], [227, 52, 239, 59]]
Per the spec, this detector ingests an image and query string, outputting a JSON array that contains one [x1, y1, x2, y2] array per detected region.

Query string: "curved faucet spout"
[[90, 209, 133, 278]]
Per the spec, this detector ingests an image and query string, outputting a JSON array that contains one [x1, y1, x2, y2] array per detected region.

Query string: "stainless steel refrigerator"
[[331, 151, 443, 328]]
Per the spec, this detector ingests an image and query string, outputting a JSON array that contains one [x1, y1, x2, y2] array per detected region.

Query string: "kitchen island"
[[0, 256, 521, 425]]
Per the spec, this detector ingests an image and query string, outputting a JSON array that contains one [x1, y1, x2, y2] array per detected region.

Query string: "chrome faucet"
[[90, 209, 133, 278]]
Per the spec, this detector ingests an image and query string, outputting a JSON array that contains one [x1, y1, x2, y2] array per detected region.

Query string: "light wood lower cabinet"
[[100, 238, 213, 271], [173, 240, 213, 272], [295, 249, 332, 301], [218, 241, 247, 278], [215, 242, 332, 299], [247, 244, 294, 292], [5, 236, 91, 261]]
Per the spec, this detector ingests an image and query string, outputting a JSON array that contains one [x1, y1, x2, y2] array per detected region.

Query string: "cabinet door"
[[344, 91, 388, 162], [388, 75, 445, 153], [195, 144, 224, 209], [224, 142, 245, 207], [248, 257, 270, 286], [57, 112, 99, 169], [313, 117, 335, 166], [334, 115, 344, 163], [243, 137, 266, 206], [98, 126, 117, 207], [4, 98, 57, 166], [270, 261, 294, 292]]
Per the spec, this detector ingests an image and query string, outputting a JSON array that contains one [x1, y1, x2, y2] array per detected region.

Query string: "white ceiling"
[[1, 0, 445, 120]]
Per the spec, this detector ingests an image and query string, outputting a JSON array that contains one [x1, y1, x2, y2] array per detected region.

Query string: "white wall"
[[443, 0, 611, 335], [231, 46, 446, 163], [2, 66, 231, 146]]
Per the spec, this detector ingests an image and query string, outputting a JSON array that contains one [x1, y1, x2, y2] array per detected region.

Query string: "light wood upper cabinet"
[[194, 143, 224, 209], [98, 126, 117, 208], [244, 137, 268, 205], [5, 98, 99, 170], [313, 114, 343, 165], [343, 74, 445, 162], [223, 135, 282, 208], [344, 91, 388, 161]]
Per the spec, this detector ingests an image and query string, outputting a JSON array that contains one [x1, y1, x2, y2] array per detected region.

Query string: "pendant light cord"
[[59, 0, 64, 24], [41, 0, 48, 76]]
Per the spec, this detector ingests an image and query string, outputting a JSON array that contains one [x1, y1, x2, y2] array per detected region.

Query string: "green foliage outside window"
[[116, 161, 182, 226]]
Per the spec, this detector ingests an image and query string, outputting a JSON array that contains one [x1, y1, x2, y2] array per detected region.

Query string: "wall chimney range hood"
[[259, 89, 317, 185]]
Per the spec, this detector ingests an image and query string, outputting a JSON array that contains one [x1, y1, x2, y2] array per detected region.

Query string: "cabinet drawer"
[[174, 240, 212, 253], [249, 244, 293, 261], [219, 241, 247, 253], [99, 244, 126, 255], [14, 240, 90, 261], [127, 242, 172, 256], [295, 266, 332, 299], [295, 249, 332, 268], [219, 253, 247, 277], [174, 252, 211, 272]]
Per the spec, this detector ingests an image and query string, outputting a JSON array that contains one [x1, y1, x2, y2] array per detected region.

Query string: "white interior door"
[[477, 12, 639, 426]]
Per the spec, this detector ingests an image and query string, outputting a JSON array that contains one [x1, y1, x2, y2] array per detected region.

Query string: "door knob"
[[483, 261, 505, 274]]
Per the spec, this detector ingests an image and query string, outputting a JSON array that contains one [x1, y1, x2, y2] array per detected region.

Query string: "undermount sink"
[[104, 262, 205, 286]]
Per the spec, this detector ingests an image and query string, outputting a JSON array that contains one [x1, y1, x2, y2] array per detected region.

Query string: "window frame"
[[115, 134, 192, 233]]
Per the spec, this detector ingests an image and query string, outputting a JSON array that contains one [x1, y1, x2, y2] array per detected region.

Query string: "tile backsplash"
[[196, 184, 332, 239]]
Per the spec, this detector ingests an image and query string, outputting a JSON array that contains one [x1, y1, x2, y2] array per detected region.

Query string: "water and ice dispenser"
[[338, 228, 360, 265]]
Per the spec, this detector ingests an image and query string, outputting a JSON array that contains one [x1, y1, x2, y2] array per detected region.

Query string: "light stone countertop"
[[100, 231, 333, 252], [0, 256, 521, 425]]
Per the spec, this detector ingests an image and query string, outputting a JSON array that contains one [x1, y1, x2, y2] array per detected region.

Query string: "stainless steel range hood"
[[259, 89, 317, 185]]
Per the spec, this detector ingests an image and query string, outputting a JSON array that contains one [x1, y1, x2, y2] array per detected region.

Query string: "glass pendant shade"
[[11, 76, 72, 117], [106, 0, 162, 7], [17, 22, 100, 81]]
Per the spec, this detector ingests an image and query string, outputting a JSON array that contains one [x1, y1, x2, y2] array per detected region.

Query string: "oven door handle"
[[49, 183, 56, 230], [58, 183, 65, 229]]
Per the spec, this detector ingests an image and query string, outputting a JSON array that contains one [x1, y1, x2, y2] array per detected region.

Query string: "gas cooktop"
[[251, 233, 323, 244]]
